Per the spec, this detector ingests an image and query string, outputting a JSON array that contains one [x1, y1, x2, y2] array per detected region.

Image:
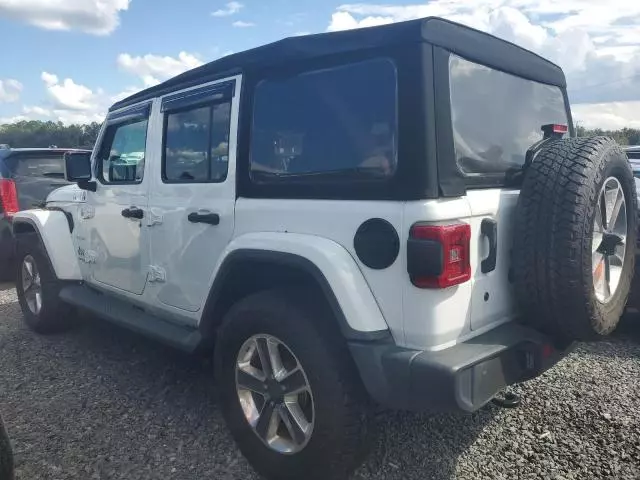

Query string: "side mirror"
[[64, 151, 92, 182]]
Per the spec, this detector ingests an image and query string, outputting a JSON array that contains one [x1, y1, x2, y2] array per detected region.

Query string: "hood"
[[46, 184, 86, 204]]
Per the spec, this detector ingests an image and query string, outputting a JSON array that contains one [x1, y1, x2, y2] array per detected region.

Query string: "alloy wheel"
[[592, 177, 628, 303], [235, 334, 315, 454], [21, 255, 42, 315]]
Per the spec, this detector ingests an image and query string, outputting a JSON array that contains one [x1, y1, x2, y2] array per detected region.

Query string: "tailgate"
[[465, 188, 519, 331]]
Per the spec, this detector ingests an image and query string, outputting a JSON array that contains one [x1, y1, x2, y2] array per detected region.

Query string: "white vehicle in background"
[[623, 145, 640, 255], [10, 17, 637, 480]]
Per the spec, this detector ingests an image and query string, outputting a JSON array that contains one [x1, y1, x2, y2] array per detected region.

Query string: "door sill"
[[59, 284, 203, 352]]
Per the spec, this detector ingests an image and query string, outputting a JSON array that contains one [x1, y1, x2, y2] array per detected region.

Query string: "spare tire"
[[513, 136, 637, 341]]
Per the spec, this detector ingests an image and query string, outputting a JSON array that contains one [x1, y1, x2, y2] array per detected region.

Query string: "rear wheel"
[[15, 233, 75, 333], [215, 289, 373, 480], [513, 137, 637, 341]]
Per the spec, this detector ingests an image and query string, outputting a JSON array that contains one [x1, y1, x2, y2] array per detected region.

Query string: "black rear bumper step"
[[349, 322, 573, 413]]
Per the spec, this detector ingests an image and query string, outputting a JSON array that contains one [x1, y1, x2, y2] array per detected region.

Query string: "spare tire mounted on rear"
[[513, 136, 637, 341]]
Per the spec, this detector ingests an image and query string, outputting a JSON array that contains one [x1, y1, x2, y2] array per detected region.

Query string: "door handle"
[[188, 211, 220, 225], [481, 218, 497, 273], [121, 206, 144, 219]]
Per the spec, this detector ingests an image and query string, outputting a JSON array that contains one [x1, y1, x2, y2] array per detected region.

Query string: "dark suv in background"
[[626, 145, 640, 169], [0, 147, 91, 279]]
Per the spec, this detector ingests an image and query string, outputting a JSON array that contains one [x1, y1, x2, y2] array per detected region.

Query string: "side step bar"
[[59, 284, 203, 352]]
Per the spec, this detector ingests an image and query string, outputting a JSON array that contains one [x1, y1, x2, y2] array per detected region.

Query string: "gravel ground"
[[1, 282, 640, 480]]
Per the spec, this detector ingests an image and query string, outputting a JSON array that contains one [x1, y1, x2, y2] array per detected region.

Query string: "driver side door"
[[86, 103, 152, 296]]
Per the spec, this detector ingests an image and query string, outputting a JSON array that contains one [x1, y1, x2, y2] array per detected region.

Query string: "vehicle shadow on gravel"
[[0, 308, 497, 480], [355, 407, 498, 480]]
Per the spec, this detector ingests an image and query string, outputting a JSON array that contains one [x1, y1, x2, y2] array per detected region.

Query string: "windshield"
[[449, 54, 569, 176]]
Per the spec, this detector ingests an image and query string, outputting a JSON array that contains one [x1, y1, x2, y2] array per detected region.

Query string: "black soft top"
[[111, 17, 566, 112]]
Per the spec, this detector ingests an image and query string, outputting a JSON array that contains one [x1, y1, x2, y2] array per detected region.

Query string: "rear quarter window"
[[250, 58, 398, 183]]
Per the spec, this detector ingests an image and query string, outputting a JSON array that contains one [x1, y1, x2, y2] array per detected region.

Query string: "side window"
[[250, 59, 397, 182], [163, 101, 231, 183], [98, 117, 149, 184]]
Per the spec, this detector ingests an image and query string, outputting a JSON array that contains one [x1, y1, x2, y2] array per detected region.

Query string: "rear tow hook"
[[491, 390, 521, 408]]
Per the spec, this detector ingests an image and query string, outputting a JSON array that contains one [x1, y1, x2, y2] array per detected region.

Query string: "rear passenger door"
[[146, 76, 240, 318]]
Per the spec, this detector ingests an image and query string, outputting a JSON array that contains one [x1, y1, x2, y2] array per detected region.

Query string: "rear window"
[[9, 153, 65, 178], [449, 55, 568, 177], [250, 59, 397, 183]]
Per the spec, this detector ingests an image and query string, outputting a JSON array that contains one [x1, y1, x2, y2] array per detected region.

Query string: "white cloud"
[[0, 103, 104, 125], [23, 106, 51, 117], [572, 101, 640, 130], [0, 79, 23, 103], [212, 1, 243, 17], [232, 20, 255, 28], [2, 50, 205, 126], [327, 2, 640, 128], [110, 86, 143, 104], [0, 0, 130, 35], [41, 72, 97, 111], [41, 72, 58, 87], [117, 52, 204, 87], [52, 110, 104, 124]]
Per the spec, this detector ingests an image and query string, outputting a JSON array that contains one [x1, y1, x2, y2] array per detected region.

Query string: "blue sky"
[[0, 1, 639, 129]]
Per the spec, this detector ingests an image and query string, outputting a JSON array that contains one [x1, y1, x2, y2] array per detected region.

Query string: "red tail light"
[[0, 179, 19, 217], [407, 223, 471, 288]]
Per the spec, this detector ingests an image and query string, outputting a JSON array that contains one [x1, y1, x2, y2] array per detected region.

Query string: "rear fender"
[[11, 209, 81, 280], [208, 232, 390, 337]]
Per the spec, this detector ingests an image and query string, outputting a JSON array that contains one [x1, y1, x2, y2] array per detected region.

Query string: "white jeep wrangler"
[[10, 17, 637, 480]]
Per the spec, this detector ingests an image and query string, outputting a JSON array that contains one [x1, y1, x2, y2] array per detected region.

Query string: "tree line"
[[575, 126, 640, 146], [0, 120, 102, 150], [0, 120, 639, 150]]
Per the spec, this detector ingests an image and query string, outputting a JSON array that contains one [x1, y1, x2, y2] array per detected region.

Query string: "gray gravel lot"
[[1, 282, 640, 480]]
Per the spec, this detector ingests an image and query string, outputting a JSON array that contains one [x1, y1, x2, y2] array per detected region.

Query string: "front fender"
[[212, 232, 389, 335], [12, 209, 82, 281]]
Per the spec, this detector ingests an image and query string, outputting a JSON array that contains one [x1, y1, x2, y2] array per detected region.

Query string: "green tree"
[[0, 120, 102, 149], [575, 123, 640, 146]]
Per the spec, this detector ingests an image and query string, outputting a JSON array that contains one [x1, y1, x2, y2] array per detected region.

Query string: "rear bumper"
[[349, 322, 573, 413]]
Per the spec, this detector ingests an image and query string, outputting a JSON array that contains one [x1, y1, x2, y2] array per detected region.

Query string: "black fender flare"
[[200, 249, 390, 342]]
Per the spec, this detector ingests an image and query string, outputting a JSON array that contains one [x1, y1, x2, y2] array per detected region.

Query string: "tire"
[[15, 233, 75, 334], [0, 414, 14, 480], [215, 289, 373, 480], [513, 136, 637, 341]]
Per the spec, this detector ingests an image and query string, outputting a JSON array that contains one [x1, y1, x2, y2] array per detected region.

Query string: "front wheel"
[[15, 233, 75, 334], [215, 289, 373, 480]]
